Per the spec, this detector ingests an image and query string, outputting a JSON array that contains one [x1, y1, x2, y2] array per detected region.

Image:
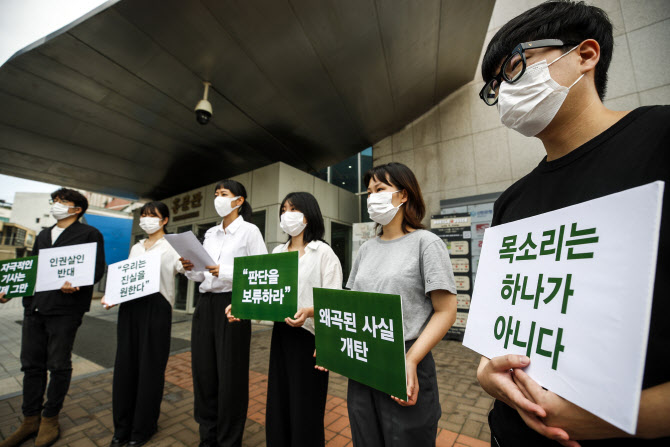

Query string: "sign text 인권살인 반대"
[[34, 242, 97, 292]]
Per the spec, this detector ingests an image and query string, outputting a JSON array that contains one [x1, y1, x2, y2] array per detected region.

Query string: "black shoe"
[[128, 432, 155, 447], [110, 437, 128, 447]]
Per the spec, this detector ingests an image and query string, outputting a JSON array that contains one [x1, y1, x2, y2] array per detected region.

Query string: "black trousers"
[[20, 312, 83, 417], [192, 292, 251, 447], [112, 293, 172, 442], [347, 341, 441, 447], [266, 322, 329, 447]]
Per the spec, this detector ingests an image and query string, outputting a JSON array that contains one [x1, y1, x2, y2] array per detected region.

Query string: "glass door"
[[191, 222, 216, 310], [173, 225, 194, 312], [331, 222, 352, 287]]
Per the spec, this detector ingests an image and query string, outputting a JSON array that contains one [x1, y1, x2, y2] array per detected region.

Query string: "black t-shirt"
[[488, 106, 670, 447]]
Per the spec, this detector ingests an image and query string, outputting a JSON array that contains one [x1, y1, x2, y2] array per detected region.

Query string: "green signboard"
[[0, 256, 38, 299], [232, 251, 298, 321], [313, 288, 407, 400]]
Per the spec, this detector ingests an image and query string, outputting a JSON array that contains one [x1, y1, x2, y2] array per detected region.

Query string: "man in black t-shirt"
[[475, 1, 669, 446]]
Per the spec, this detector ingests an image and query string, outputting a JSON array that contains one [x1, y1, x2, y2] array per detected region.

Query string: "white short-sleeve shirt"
[[273, 239, 343, 334], [129, 237, 184, 306]]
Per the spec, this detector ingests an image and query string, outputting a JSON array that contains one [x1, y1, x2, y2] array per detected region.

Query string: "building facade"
[[130, 162, 359, 313], [372, 0, 670, 225]]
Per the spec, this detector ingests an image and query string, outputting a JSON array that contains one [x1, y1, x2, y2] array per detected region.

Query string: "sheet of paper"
[[163, 231, 215, 271], [35, 242, 97, 292], [463, 181, 664, 434], [104, 252, 161, 305]]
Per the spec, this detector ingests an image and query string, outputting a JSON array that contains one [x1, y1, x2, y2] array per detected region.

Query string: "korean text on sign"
[[319, 309, 396, 363], [313, 288, 406, 400], [35, 243, 98, 292], [0, 256, 38, 298], [104, 253, 161, 306], [463, 182, 665, 435], [232, 251, 299, 321], [499, 223, 599, 263]]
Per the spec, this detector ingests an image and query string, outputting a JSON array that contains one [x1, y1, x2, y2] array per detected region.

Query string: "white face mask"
[[367, 190, 403, 226], [214, 196, 240, 217], [280, 211, 307, 237], [139, 217, 163, 235], [498, 46, 584, 137], [50, 202, 76, 221]]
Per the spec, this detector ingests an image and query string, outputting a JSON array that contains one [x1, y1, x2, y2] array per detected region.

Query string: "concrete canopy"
[[0, 0, 494, 200]]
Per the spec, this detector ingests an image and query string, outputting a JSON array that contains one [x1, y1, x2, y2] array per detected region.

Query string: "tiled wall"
[[373, 0, 670, 225]]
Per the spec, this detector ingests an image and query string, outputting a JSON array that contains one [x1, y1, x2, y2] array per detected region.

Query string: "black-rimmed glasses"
[[48, 198, 72, 206], [479, 39, 577, 106]]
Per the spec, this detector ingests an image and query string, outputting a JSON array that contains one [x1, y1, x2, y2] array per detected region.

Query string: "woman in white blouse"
[[233, 191, 342, 446], [180, 179, 267, 447], [102, 201, 183, 447]]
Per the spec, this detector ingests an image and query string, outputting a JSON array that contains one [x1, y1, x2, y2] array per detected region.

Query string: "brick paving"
[[0, 304, 493, 447]]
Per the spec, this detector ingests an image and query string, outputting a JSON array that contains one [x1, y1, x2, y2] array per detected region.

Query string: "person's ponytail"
[[239, 201, 252, 221]]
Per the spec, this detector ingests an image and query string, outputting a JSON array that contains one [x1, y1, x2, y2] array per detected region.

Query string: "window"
[[311, 147, 373, 222], [249, 210, 266, 239]]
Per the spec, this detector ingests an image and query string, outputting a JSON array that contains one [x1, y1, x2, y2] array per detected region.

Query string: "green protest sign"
[[232, 251, 298, 321], [0, 256, 38, 299], [313, 288, 407, 400]]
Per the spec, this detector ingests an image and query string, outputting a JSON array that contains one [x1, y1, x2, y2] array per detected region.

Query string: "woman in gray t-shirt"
[[346, 162, 457, 446]]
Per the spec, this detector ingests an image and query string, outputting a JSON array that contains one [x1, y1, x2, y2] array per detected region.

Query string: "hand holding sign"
[[391, 361, 418, 406], [225, 304, 240, 323], [512, 368, 618, 445], [100, 295, 116, 310], [285, 307, 312, 327], [476, 356, 577, 445], [60, 281, 79, 294], [476, 355, 546, 416]]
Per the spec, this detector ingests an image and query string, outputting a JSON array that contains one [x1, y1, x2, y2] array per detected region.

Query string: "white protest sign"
[[163, 231, 215, 271], [104, 252, 161, 305], [35, 242, 98, 292], [463, 181, 664, 434]]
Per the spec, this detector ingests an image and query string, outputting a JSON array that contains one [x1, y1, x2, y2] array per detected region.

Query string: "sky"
[[0, 174, 60, 203], [0, 0, 119, 67]]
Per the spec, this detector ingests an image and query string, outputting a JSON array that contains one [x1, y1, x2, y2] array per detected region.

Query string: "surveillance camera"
[[194, 82, 213, 125], [195, 99, 212, 125]]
